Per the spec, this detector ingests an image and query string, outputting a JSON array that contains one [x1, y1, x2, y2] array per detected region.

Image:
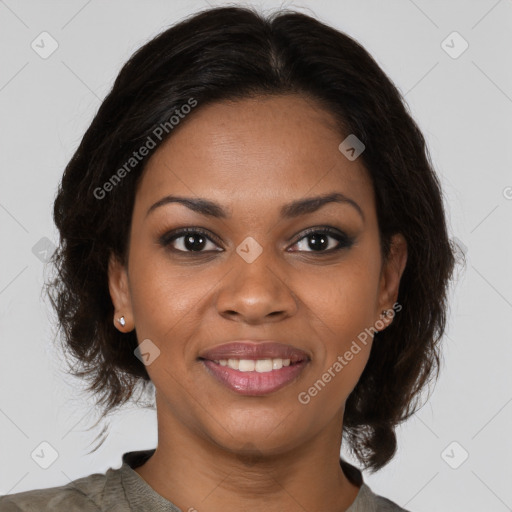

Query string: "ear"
[[375, 233, 408, 328], [108, 253, 134, 331]]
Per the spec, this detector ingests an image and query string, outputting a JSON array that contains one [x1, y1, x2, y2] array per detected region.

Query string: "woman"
[[0, 6, 455, 511]]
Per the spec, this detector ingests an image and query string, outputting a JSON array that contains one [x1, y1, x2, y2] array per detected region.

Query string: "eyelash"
[[158, 226, 354, 255]]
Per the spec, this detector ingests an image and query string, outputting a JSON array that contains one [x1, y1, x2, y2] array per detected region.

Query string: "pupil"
[[309, 233, 328, 251], [185, 234, 206, 251]]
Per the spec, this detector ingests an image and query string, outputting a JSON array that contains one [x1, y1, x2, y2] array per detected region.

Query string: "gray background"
[[1, 0, 511, 510]]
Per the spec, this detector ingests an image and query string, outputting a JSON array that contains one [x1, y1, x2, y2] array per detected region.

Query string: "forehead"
[[135, 94, 374, 218]]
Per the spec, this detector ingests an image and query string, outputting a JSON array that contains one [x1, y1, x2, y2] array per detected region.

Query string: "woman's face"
[[109, 94, 407, 456]]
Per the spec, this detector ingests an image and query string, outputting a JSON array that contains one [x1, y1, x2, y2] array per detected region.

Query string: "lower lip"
[[201, 360, 308, 396]]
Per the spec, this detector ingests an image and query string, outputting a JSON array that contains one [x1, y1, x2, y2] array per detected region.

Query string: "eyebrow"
[[146, 192, 364, 221]]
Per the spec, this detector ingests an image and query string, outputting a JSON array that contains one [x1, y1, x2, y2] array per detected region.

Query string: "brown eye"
[[159, 228, 222, 253], [290, 227, 354, 253]]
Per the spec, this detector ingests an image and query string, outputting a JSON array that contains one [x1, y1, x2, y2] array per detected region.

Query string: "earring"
[[381, 309, 389, 317], [116, 316, 126, 327]]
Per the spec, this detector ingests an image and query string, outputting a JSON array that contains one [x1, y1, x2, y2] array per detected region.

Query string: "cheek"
[[303, 255, 381, 337], [127, 260, 204, 396], [296, 254, 379, 398], [299, 277, 374, 415], [127, 247, 204, 345]]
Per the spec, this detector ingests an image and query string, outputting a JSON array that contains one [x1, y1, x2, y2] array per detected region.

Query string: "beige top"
[[0, 449, 410, 511]]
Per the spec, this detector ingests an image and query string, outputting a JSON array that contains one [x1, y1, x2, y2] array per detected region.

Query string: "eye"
[[159, 226, 354, 255], [159, 228, 222, 253], [289, 227, 354, 253]]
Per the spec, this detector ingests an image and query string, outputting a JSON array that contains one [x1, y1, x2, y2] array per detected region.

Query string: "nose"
[[215, 247, 298, 324]]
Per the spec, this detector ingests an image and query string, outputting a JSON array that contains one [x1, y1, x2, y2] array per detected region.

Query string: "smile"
[[214, 358, 291, 372], [200, 358, 309, 395]]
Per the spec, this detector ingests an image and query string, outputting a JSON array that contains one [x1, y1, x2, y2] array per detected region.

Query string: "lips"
[[198, 341, 310, 364]]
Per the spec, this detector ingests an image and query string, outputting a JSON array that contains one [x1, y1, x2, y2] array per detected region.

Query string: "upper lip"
[[199, 341, 311, 363]]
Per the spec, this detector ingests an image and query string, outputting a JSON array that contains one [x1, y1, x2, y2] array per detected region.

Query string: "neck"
[[134, 402, 361, 512]]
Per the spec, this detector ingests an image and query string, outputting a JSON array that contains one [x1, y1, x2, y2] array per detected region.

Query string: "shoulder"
[[341, 459, 410, 512], [373, 493, 410, 512], [0, 468, 124, 512], [352, 483, 411, 512]]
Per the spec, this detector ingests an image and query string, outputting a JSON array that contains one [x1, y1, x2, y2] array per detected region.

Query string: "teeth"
[[272, 358, 283, 370], [255, 359, 273, 372], [238, 359, 255, 372], [215, 358, 294, 372]]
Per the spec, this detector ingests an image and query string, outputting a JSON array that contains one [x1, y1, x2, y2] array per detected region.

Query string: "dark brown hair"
[[47, 6, 457, 472]]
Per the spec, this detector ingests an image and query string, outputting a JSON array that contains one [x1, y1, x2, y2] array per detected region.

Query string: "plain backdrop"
[[1, 1, 511, 511]]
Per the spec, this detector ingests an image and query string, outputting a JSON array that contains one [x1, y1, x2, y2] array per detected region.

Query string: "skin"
[[108, 94, 407, 512]]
